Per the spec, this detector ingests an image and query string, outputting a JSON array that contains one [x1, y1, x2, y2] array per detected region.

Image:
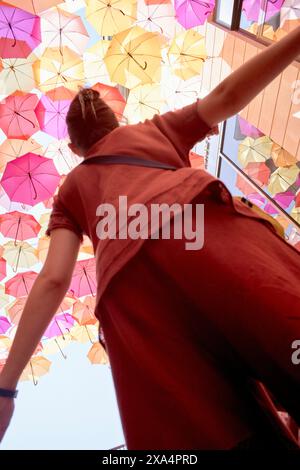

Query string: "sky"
[[1, 341, 125, 450]]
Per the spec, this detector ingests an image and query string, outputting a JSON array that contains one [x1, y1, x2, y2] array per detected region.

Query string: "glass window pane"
[[218, 155, 300, 246], [215, 0, 235, 27], [221, 115, 300, 227]]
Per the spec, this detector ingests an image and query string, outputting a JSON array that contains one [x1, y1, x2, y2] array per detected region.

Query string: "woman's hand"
[[0, 397, 15, 443]]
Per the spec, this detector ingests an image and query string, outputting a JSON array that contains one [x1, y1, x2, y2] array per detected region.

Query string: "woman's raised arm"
[[197, 25, 300, 128]]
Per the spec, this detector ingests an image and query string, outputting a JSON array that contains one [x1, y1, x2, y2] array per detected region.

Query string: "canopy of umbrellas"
[[0, 0, 299, 384]]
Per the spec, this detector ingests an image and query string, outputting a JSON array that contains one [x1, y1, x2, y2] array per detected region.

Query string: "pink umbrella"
[[274, 191, 295, 209], [238, 116, 264, 139], [0, 257, 6, 281], [242, 0, 284, 22], [0, 210, 41, 245], [247, 192, 265, 207], [5, 270, 38, 297], [0, 316, 11, 334], [35, 95, 70, 139], [1, 152, 61, 206], [264, 202, 279, 215], [296, 191, 300, 208], [0, 4, 41, 58], [174, 0, 215, 29], [0, 93, 40, 139], [69, 258, 97, 297]]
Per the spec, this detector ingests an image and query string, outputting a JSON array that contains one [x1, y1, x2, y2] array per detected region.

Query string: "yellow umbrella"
[[267, 165, 299, 195], [238, 136, 273, 168], [0, 335, 11, 355], [70, 323, 99, 344], [167, 29, 207, 81], [87, 342, 109, 365], [0, 54, 38, 95], [291, 206, 300, 224], [0, 285, 10, 310], [72, 296, 97, 325], [20, 356, 52, 385], [34, 46, 84, 93], [84, 40, 116, 86], [103, 26, 164, 89], [37, 235, 50, 262], [124, 84, 166, 123], [2, 241, 38, 272], [42, 334, 72, 358], [271, 143, 298, 167], [0, 138, 43, 174], [86, 0, 137, 36]]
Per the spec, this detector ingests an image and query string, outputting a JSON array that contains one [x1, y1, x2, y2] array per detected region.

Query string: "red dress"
[[46, 101, 300, 449]]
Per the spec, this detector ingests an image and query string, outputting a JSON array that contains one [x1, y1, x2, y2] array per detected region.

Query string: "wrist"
[[0, 387, 18, 399]]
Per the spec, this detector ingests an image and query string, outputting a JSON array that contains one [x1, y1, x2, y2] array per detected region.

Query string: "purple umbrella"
[[238, 116, 264, 139], [274, 191, 295, 209], [35, 95, 71, 140], [0, 4, 41, 58], [247, 192, 265, 207], [0, 316, 11, 334], [43, 313, 75, 339], [242, 0, 284, 23], [1, 152, 61, 206], [264, 202, 279, 215], [174, 0, 215, 29]]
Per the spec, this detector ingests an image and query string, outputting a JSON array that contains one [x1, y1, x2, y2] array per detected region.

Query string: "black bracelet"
[[0, 387, 18, 398]]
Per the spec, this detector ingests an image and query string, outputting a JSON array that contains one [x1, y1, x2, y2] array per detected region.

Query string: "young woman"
[[0, 26, 300, 450]]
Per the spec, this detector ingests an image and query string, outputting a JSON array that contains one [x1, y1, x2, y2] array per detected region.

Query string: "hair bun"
[[79, 88, 100, 102]]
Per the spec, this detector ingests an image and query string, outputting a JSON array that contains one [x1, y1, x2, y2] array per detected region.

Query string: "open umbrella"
[[87, 342, 109, 365], [280, 0, 300, 26], [267, 164, 299, 195], [243, 161, 271, 187], [0, 138, 43, 174], [3, 0, 61, 15], [83, 40, 115, 87], [174, 0, 215, 29], [41, 6, 89, 56], [0, 257, 6, 281], [124, 83, 165, 123], [43, 313, 76, 340], [35, 46, 84, 93], [70, 323, 99, 344], [92, 83, 126, 122], [0, 4, 41, 58], [0, 92, 39, 139], [2, 240, 38, 272], [19, 356, 51, 385], [167, 29, 207, 80], [136, 1, 178, 38], [5, 270, 38, 297], [274, 190, 295, 209], [86, 0, 137, 36], [0, 54, 38, 94], [103, 26, 164, 88], [238, 116, 264, 139], [35, 95, 71, 139], [69, 258, 97, 297], [238, 136, 273, 167], [72, 296, 97, 325], [0, 316, 10, 334], [271, 142, 298, 167], [0, 211, 40, 245], [44, 139, 81, 175], [242, 0, 284, 22], [1, 152, 61, 206]]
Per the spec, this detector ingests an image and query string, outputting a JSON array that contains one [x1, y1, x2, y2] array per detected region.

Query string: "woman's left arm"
[[0, 228, 80, 440]]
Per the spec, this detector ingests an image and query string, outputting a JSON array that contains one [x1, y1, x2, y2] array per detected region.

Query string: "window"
[[217, 115, 300, 239], [213, 1, 300, 54]]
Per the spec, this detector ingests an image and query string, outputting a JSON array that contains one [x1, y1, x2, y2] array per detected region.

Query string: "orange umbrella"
[[0, 138, 43, 174], [72, 296, 97, 325], [2, 0, 61, 14], [87, 342, 109, 365]]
